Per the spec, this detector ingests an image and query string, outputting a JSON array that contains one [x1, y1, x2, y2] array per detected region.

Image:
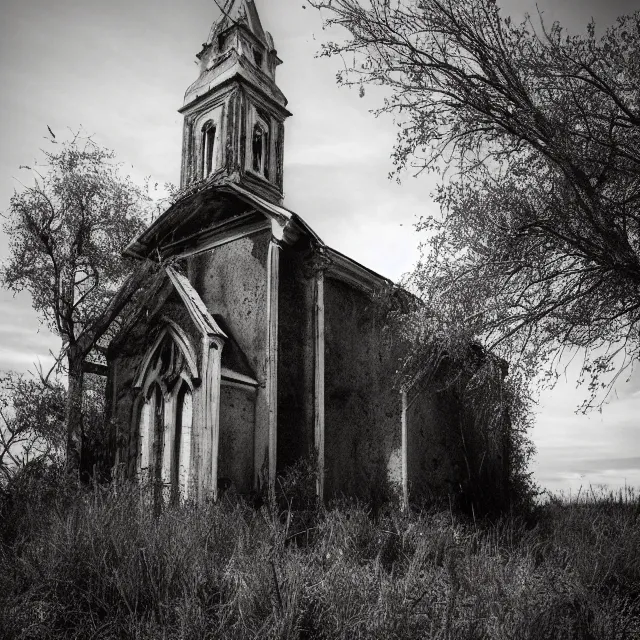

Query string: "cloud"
[[571, 457, 640, 474], [1, 0, 638, 494], [0, 290, 59, 373]]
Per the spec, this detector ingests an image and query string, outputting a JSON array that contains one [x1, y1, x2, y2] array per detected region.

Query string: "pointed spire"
[[179, 0, 291, 203], [207, 0, 267, 48], [187, 0, 285, 110]]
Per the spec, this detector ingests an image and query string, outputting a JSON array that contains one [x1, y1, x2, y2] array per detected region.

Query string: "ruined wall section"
[[323, 278, 402, 501], [406, 367, 510, 508], [218, 384, 256, 493], [406, 383, 465, 502], [458, 391, 510, 509], [111, 326, 148, 478]]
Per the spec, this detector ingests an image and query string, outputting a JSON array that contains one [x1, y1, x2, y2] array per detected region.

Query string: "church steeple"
[[179, 0, 290, 203]]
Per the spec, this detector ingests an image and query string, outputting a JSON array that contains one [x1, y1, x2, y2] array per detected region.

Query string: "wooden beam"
[[220, 367, 259, 387], [314, 270, 325, 502], [401, 390, 408, 510], [165, 267, 227, 338], [82, 361, 108, 376], [266, 238, 281, 502], [168, 218, 270, 260]]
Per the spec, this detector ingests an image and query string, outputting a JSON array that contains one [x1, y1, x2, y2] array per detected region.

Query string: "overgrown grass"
[[1, 472, 639, 639]]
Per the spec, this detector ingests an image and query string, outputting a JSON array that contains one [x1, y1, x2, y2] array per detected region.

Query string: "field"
[[1, 470, 639, 640]]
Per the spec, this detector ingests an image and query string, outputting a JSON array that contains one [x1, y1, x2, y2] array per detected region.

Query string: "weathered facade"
[[105, 0, 507, 506]]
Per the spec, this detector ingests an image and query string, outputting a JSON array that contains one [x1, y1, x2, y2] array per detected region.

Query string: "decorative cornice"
[[302, 247, 333, 279], [180, 53, 290, 115], [324, 247, 391, 296], [123, 183, 396, 302]]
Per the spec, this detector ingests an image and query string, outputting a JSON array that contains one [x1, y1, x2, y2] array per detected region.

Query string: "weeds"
[[0, 476, 639, 639]]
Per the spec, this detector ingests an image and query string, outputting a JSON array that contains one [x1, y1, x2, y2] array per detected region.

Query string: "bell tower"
[[179, 0, 291, 203]]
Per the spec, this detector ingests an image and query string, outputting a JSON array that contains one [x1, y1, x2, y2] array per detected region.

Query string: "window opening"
[[138, 382, 164, 485], [152, 383, 165, 479], [201, 121, 216, 178], [252, 119, 270, 179], [175, 384, 193, 499], [253, 48, 263, 69], [139, 399, 151, 473], [135, 329, 198, 505]]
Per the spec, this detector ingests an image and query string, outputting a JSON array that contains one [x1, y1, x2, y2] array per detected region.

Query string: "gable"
[[126, 188, 258, 259], [133, 319, 200, 391], [110, 263, 259, 390], [109, 265, 225, 353], [125, 181, 394, 304]]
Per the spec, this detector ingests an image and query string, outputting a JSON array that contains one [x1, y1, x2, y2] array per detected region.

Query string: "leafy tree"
[[2, 134, 154, 473], [0, 372, 65, 484], [311, 0, 640, 407]]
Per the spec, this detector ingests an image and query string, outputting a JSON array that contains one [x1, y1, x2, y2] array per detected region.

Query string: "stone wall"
[[406, 383, 465, 501], [276, 243, 315, 472], [323, 277, 402, 501], [189, 231, 270, 379], [218, 383, 256, 493], [189, 230, 271, 491]]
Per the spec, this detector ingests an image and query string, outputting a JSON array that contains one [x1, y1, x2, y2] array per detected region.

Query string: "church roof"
[[228, 184, 393, 294], [125, 1, 394, 299], [182, 50, 289, 113], [227, 183, 322, 245], [125, 181, 393, 296], [165, 266, 227, 338]]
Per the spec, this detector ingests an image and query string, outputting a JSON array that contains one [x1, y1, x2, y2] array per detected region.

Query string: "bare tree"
[[311, 0, 640, 407], [2, 134, 155, 472]]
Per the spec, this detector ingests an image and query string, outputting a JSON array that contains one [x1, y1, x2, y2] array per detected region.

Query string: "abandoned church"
[[104, 0, 508, 506]]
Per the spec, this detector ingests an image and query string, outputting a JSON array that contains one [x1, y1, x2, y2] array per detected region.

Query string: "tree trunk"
[[64, 260, 156, 477], [65, 350, 84, 475]]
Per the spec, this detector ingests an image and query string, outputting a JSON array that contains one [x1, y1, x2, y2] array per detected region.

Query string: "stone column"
[[401, 389, 409, 510], [266, 238, 281, 502], [201, 335, 224, 501], [303, 250, 331, 502], [314, 268, 326, 501]]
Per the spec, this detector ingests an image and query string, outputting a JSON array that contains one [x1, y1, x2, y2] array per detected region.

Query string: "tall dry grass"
[[0, 472, 639, 639]]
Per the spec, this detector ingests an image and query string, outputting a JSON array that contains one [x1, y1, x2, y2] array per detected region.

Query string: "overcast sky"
[[1, 0, 638, 494]]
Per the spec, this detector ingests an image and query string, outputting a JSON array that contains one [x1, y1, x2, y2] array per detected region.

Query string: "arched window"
[[201, 120, 216, 178], [138, 382, 164, 481], [151, 383, 165, 480], [253, 48, 263, 69], [252, 118, 270, 179], [139, 399, 152, 474], [175, 383, 193, 499], [135, 324, 200, 505]]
